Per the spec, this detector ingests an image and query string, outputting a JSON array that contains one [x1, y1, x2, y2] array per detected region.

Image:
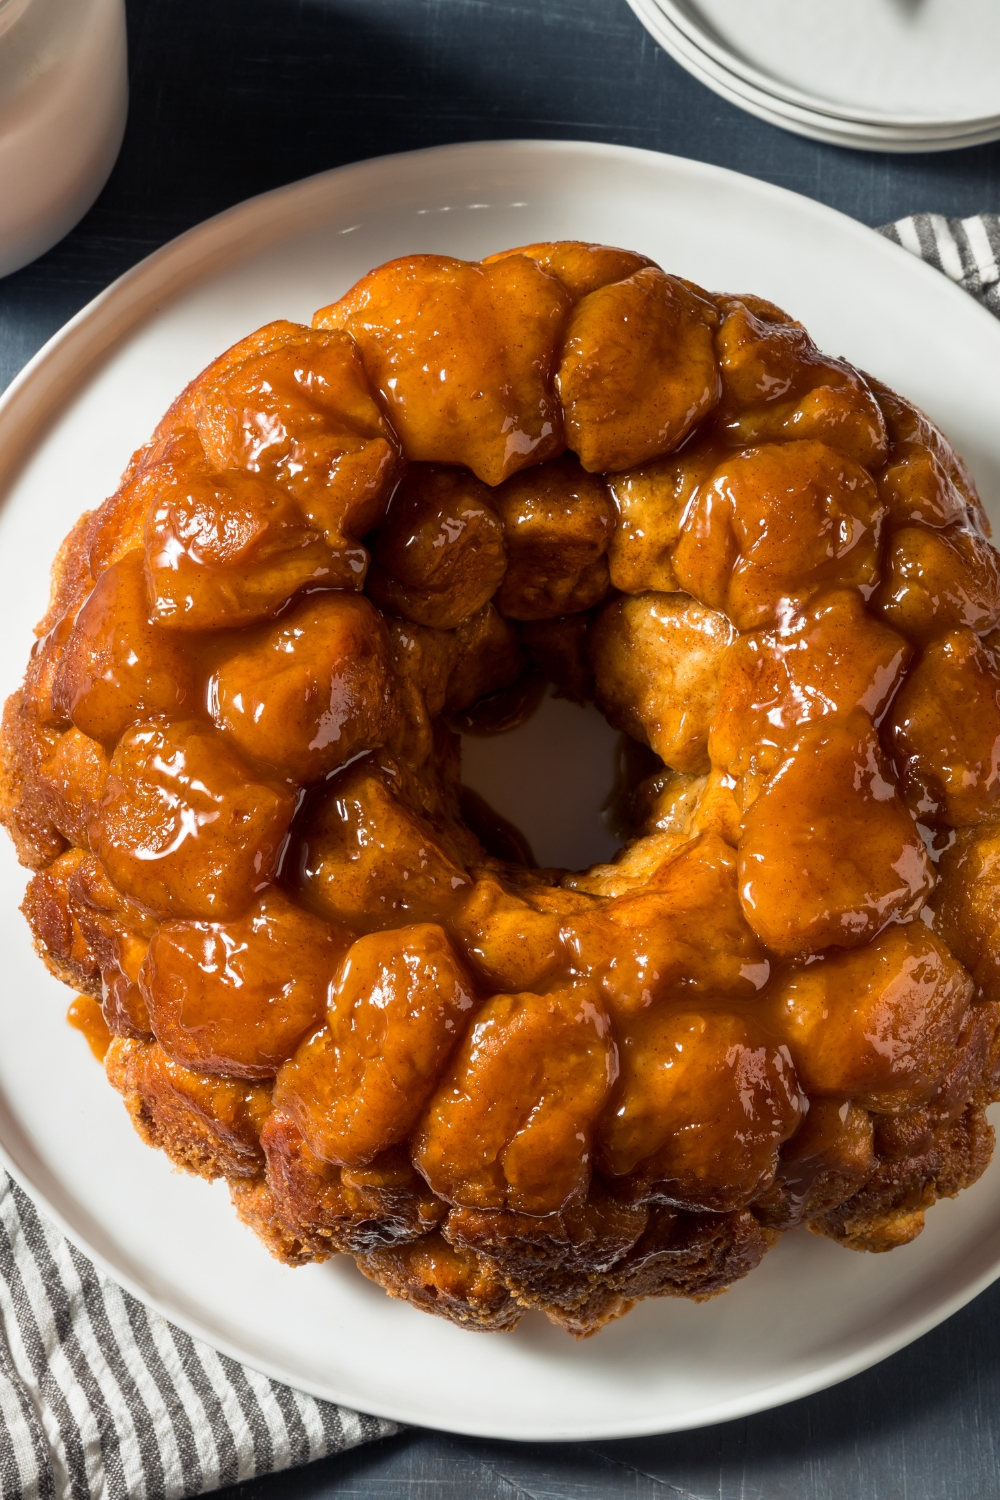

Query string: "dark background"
[[3, 1, 1000, 1494]]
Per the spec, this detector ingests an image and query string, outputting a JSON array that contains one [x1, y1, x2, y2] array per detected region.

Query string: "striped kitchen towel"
[[1, 208, 997, 1500], [878, 212, 1000, 317], [0, 1173, 396, 1500]]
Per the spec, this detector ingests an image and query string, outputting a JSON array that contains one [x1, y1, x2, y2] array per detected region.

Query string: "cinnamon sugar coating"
[[5, 241, 1000, 1338]]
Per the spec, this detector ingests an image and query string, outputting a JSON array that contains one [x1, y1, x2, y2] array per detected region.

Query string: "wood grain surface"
[[2, 1, 1000, 1494]]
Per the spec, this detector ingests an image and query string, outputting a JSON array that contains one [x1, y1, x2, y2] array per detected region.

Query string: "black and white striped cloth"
[[0, 1174, 396, 1500], [1, 207, 998, 1500], [878, 212, 1000, 317]]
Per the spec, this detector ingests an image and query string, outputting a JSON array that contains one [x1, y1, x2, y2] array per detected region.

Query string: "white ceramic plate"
[[627, 0, 1000, 152], [659, 0, 1000, 128], [2, 141, 1000, 1441]]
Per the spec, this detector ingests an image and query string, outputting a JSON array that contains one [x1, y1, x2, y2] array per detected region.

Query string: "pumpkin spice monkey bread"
[[5, 239, 1000, 1337]]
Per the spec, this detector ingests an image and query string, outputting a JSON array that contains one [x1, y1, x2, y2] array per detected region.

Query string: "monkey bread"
[[4, 240, 1000, 1337]]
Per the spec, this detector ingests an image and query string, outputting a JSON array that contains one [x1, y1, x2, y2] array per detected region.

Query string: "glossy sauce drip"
[[67, 994, 112, 1060]]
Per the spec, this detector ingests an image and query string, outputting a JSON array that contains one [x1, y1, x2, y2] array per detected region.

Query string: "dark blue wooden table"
[[3, 2, 1000, 1494]]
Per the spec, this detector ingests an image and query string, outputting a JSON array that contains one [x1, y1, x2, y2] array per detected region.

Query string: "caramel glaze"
[[4, 247, 1000, 1338], [67, 994, 112, 1061]]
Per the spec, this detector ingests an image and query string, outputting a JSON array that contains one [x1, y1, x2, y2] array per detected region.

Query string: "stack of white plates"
[[627, 0, 1000, 152]]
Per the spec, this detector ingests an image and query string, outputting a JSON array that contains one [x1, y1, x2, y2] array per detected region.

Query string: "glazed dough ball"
[[591, 592, 735, 773]]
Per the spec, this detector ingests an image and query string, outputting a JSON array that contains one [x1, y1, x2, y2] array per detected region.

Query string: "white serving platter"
[[1, 140, 1000, 1441]]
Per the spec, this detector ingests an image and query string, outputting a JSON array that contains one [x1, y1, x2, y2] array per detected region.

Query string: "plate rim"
[[4, 137, 1000, 1440]]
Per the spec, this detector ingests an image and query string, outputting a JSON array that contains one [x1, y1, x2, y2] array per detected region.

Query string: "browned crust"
[[445, 1193, 776, 1336], [229, 1177, 326, 1267], [261, 1108, 446, 1258], [34, 509, 95, 638], [356, 1231, 521, 1331], [105, 1037, 270, 1180], [811, 1100, 995, 1252], [0, 690, 66, 871], [20, 850, 102, 996]]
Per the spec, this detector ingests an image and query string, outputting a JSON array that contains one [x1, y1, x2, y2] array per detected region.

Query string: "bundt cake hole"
[[457, 681, 634, 871]]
